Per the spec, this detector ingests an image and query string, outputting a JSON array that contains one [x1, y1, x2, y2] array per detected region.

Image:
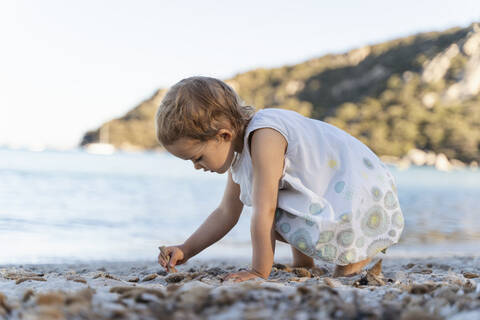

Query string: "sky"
[[0, 0, 479, 149]]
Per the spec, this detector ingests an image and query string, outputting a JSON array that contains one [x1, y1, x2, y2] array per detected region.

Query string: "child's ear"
[[217, 129, 233, 142]]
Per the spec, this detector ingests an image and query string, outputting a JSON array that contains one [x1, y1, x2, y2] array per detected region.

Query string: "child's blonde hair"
[[155, 76, 256, 146]]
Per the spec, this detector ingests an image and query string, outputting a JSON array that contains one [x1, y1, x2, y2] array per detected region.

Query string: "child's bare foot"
[[333, 257, 372, 277]]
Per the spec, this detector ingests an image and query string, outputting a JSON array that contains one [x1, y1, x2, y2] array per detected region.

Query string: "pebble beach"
[[1, 256, 480, 320]]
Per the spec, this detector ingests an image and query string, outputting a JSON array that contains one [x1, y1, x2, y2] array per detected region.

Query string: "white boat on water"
[[84, 123, 116, 155]]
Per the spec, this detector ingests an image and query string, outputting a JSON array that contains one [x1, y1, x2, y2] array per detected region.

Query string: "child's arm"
[[225, 128, 287, 281], [159, 171, 244, 269]]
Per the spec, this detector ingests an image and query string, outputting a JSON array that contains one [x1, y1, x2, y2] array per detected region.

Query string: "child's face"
[[165, 130, 237, 174]]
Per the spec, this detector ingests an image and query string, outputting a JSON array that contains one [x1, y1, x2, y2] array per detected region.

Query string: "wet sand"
[[1, 256, 479, 319]]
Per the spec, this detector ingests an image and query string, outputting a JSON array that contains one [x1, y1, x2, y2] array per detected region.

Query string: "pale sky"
[[1, 0, 479, 149]]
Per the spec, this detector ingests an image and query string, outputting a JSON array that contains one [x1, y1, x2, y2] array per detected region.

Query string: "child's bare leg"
[[274, 231, 314, 268], [333, 257, 372, 277]]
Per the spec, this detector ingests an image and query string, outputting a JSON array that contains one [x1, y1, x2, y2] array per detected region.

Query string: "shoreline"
[[1, 256, 479, 319]]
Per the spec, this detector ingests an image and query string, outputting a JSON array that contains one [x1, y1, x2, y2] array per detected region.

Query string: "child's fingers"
[[168, 250, 183, 268], [157, 254, 166, 267], [158, 246, 172, 268]]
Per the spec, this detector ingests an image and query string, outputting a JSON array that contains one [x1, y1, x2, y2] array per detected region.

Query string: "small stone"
[[141, 274, 158, 282], [409, 282, 437, 294], [405, 263, 415, 269], [156, 270, 168, 276], [4, 271, 44, 280], [292, 268, 312, 278], [462, 272, 479, 279], [66, 276, 87, 284], [272, 263, 292, 272], [310, 266, 328, 277], [92, 272, 122, 281], [324, 277, 342, 288], [165, 273, 186, 283], [15, 277, 46, 285], [109, 286, 132, 294], [110, 287, 164, 300], [400, 309, 439, 320], [65, 288, 94, 305], [418, 269, 433, 274], [127, 276, 139, 283], [297, 286, 311, 295], [206, 267, 225, 276], [36, 292, 66, 306], [463, 280, 476, 293], [366, 273, 386, 286], [166, 283, 182, 292]]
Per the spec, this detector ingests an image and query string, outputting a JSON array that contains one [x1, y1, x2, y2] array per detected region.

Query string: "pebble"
[[16, 277, 46, 285], [292, 268, 312, 278], [462, 272, 479, 279], [141, 274, 158, 282], [66, 276, 87, 284], [409, 282, 437, 294], [324, 277, 342, 288], [165, 273, 186, 283], [127, 276, 140, 283]]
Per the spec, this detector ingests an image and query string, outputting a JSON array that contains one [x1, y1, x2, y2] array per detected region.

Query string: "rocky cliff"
[[81, 23, 480, 162]]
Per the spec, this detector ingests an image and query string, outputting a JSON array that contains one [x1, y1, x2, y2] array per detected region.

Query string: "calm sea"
[[1, 148, 479, 264]]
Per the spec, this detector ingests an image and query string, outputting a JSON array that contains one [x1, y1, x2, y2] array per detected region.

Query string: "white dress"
[[230, 108, 404, 265]]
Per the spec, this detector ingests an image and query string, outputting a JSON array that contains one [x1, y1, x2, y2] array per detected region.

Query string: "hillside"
[[81, 23, 480, 162]]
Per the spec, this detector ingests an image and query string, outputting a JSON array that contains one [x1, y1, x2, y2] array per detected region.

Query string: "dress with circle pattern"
[[231, 108, 404, 265]]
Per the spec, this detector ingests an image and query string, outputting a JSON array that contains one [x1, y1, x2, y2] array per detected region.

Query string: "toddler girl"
[[156, 76, 404, 282]]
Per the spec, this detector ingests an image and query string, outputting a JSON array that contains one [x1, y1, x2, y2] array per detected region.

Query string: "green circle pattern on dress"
[[279, 223, 291, 234], [363, 158, 374, 170], [392, 211, 404, 229], [336, 229, 354, 247], [315, 243, 337, 262], [289, 228, 315, 256], [361, 205, 389, 237], [366, 239, 393, 257], [334, 181, 345, 193], [338, 249, 357, 265], [305, 219, 315, 226], [371, 186, 383, 201], [384, 190, 398, 210], [355, 237, 365, 248], [309, 202, 324, 215], [317, 230, 334, 244]]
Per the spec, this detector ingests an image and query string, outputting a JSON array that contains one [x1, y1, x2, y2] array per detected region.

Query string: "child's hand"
[[158, 245, 188, 272], [223, 270, 264, 282]]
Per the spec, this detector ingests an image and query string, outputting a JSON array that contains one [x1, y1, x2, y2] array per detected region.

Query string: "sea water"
[[1, 148, 479, 264]]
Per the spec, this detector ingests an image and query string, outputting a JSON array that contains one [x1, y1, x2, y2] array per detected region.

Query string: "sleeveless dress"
[[230, 108, 404, 265]]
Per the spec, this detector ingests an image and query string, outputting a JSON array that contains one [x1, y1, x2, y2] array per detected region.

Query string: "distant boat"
[[85, 123, 116, 155]]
